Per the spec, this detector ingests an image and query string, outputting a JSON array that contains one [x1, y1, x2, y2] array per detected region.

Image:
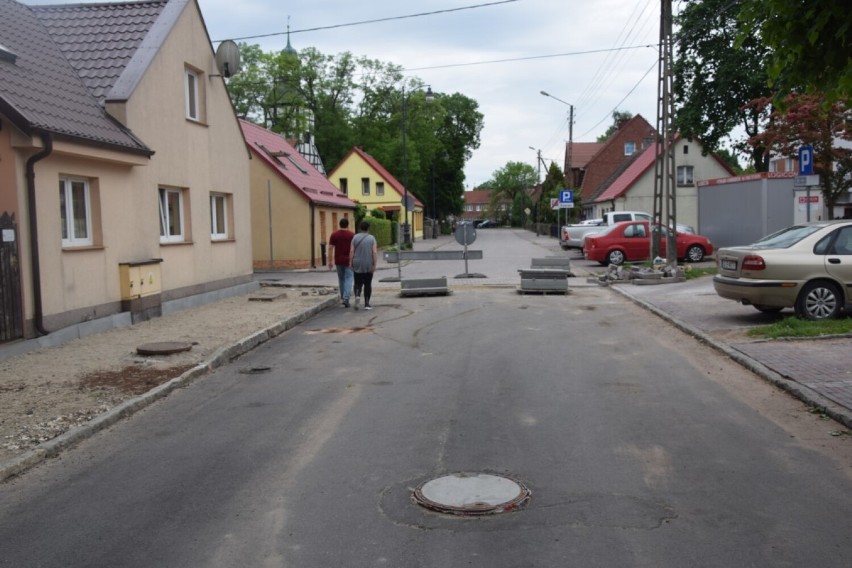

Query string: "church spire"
[[283, 16, 297, 56]]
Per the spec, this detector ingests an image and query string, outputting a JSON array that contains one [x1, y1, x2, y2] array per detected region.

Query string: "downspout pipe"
[[25, 132, 53, 336], [309, 203, 316, 268]]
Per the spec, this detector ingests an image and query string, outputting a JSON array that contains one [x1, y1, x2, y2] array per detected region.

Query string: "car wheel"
[[685, 245, 705, 263], [795, 281, 842, 320], [607, 249, 625, 266], [754, 305, 783, 314]]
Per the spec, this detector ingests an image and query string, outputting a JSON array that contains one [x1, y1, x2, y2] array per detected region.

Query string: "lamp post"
[[402, 84, 434, 246], [541, 90, 574, 225]]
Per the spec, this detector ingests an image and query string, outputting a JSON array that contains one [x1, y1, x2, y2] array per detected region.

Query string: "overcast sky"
[[26, 0, 664, 188]]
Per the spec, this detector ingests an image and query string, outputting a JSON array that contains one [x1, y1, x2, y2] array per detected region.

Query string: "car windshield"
[[752, 225, 823, 249]]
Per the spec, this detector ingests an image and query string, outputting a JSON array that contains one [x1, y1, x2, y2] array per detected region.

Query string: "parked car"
[[713, 221, 852, 320], [583, 221, 713, 266], [477, 219, 498, 228], [561, 211, 651, 249]]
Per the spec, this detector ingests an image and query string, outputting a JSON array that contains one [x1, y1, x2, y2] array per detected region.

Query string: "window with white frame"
[[361, 178, 370, 196], [210, 193, 230, 240], [376, 182, 385, 196], [159, 186, 185, 243], [624, 141, 636, 156], [677, 165, 695, 186], [184, 66, 205, 122], [59, 176, 92, 247]]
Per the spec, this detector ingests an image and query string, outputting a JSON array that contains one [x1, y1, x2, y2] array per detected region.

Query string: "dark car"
[[583, 221, 713, 266], [477, 219, 497, 228]]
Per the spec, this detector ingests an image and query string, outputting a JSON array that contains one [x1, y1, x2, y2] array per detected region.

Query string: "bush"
[[363, 215, 392, 248]]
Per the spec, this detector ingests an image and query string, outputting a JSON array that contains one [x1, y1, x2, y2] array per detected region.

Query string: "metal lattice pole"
[[652, 0, 676, 265]]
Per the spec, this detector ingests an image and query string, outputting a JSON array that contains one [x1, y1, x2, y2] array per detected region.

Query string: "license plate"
[[721, 259, 737, 270]]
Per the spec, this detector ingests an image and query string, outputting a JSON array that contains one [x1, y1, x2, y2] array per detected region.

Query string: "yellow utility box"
[[119, 259, 163, 300]]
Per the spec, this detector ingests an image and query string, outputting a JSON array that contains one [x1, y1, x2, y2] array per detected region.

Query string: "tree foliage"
[[489, 161, 537, 226], [739, 0, 851, 100], [747, 93, 852, 218], [596, 111, 634, 142], [225, 44, 483, 219], [673, 0, 773, 171]]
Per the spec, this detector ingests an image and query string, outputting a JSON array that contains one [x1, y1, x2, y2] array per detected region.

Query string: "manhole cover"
[[413, 473, 530, 516], [136, 341, 193, 356]]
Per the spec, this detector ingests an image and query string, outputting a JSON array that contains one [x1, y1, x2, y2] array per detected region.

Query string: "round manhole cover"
[[136, 341, 193, 356], [413, 473, 530, 516]]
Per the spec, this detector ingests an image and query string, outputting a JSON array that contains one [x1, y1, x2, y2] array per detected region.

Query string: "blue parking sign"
[[559, 189, 573, 204], [798, 146, 814, 175]]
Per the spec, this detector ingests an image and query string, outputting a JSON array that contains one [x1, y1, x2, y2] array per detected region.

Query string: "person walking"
[[328, 217, 355, 307], [350, 220, 378, 310]]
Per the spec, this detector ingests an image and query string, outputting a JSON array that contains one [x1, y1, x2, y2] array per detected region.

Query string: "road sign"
[[798, 145, 814, 175], [559, 189, 574, 204], [550, 198, 559, 210], [794, 175, 820, 187]]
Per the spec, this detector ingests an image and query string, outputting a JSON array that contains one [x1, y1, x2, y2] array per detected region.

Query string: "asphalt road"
[[2, 255, 852, 566]]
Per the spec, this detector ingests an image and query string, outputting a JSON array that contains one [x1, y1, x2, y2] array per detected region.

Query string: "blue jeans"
[[335, 265, 353, 301]]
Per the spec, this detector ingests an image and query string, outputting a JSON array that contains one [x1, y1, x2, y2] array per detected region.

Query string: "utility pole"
[[530, 147, 542, 235], [651, 0, 676, 265]]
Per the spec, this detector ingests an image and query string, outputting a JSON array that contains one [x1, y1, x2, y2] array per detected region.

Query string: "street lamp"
[[541, 90, 575, 224], [402, 84, 434, 245]]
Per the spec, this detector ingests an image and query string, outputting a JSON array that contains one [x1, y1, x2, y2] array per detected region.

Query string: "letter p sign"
[[798, 145, 814, 176]]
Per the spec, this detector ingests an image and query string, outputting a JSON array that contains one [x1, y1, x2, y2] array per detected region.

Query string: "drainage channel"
[[413, 472, 530, 516]]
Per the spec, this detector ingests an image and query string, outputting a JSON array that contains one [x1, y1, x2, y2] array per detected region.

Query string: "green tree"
[[225, 45, 482, 215], [490, 161, 537, 226], [538, 161, 566, 224], [673, 0, 773, 171], [739, 0, 851, 99], [596, 111, 634, 142], [748, 93, 852, 218]]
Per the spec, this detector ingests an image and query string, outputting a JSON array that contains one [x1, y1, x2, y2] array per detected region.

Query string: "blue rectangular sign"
[[798, 145, 814, 176], [559, 189, 574, 204]]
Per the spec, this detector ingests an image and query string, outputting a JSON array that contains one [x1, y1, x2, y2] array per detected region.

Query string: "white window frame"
[[159, 187, 185, 243], [361, 178, 370, 196], [624, 141, 636, 156], [376, 181, 385, 196], [210, 193, 229, 240], [185, 68, 199, 121], [60, 176, 92, 247], [677, 165, 695, 186]]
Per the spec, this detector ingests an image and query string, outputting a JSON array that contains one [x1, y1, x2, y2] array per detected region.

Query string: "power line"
[[578, 60, 658, 139], [215, 0, 519, 43], [404, 45, 656, 71]]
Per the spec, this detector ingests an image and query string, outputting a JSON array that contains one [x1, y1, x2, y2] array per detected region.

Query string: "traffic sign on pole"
[[798, 145, 814, 175]]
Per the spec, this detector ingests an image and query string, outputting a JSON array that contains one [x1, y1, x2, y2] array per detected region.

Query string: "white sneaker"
[[353, 296, 360, 310]]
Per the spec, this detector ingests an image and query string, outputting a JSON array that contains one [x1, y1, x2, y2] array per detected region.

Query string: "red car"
[[583, 221, 714, 266]]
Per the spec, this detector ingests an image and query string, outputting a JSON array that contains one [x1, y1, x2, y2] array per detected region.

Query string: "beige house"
[[588, 136, 736, 231], [240, 120, 356, 270], [328, 147, 425, 242], [0, 0, 251, 342]]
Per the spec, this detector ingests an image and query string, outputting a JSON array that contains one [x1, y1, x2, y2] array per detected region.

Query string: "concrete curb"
[[0, 295, 338, 482], [610, 284, 852, 430]]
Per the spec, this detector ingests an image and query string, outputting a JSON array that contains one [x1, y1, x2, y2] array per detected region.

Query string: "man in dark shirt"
[[328, 217, 355, 307]]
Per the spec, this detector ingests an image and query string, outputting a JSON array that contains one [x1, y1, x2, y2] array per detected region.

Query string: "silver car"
[[713, 221, 852, 319]]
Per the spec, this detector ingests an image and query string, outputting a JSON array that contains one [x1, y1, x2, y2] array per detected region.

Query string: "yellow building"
[[240, 120, 356, 270], [328, 147, 425, 241]]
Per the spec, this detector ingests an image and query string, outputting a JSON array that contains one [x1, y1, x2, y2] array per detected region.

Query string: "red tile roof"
[[240, 120, 355, 209]]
